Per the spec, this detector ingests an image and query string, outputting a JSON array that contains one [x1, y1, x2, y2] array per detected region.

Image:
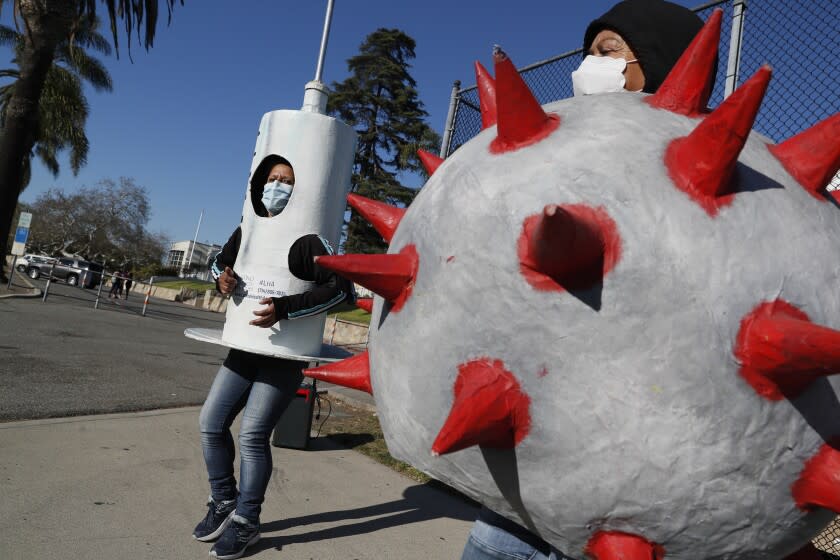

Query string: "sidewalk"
[[0, 407, 477, 560], [0, 267, 40, 298]]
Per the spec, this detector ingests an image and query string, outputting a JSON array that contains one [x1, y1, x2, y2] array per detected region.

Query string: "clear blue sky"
[[6, 0, 700, 247]]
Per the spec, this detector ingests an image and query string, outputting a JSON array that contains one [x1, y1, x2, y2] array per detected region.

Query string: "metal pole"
[[142, 276, 155, 317], [328, 318, 337, 345], [185, 210, 204, 277], [314, 0, 336, 83], [724, 0, 747, 98], [94, 268, 106, 310], [6, 256, 16, 289], [41, 259, 57, 302], [440, 80, 461, 158]]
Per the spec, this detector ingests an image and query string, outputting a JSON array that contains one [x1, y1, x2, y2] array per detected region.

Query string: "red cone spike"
[[347, 193, 406, 243], [647, 9, 722, 116], [303, 352, 372, 394], [769, 112, 840, 199], [585, 531, 666, 560], [792, 443, 840, 513], [431, 358, 531, 456], [356, 297, 374, 313], [316, 244, 418, 312], [518, 204, 621, 292], [734, 299, 840, 400], [474, 61, 498, 129], [665, 66, 772, 216], [784, 543, 823, 560], [490, 46, 560, 154], [417, 149, 444, 176]]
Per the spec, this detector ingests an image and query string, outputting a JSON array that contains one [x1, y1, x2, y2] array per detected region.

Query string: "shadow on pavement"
[[256, 481, 477, 551]]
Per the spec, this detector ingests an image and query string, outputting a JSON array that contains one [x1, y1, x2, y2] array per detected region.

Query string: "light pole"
[[181, 209, 204, 277]]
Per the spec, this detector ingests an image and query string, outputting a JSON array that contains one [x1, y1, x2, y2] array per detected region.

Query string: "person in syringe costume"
[[188, 82, 357, 560]]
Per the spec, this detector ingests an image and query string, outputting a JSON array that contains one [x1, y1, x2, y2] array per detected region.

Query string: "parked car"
[[24, 257, 103, 288], [15, 254, 51, 273]]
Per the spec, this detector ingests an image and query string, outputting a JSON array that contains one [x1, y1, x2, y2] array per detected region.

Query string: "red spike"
[[585, 531, 666, 560], [784, 543, 824, 560], [647, 10, 722, 116], [316, 244, 418, 312], [490, 46, 560, 154], [734, 299, 840, 400], [303, 352, 372, 394], [347, 193, 405, 243], [474, 61, 497, 129], [417, 149, 444, 176], [431, 358, 531, 456], [665, 66, 772, 216], [769, 112, 840, 199], [518, 204, 621, 292], [792, 443, 840, 513], [356, 297, 374, 313]]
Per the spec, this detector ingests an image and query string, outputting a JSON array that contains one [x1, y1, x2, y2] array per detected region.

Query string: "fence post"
[[41, 259, 57, 302], [724, 0, 747, 98], [94, 269, 106, 310], [141, 276, 155, 317], [440, 80, 461, 158]]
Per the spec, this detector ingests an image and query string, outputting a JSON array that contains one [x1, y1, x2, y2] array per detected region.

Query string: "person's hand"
[[218, 266, 237, 295], [250, 297, 277, 327]]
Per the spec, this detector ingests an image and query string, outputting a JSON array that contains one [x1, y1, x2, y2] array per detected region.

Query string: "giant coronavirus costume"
[[304, 12, 840, 560]]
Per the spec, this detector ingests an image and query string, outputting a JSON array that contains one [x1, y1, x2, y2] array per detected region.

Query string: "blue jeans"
[[199, 350, 304, 523], [461, 519, 574, 560]]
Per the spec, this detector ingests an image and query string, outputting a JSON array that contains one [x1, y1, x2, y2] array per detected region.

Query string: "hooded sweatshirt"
[[583, 0, 707, 94]]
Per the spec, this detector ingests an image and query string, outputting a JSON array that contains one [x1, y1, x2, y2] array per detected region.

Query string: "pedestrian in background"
[[108, 270, 124, 299], [124, 271, 133, 300]]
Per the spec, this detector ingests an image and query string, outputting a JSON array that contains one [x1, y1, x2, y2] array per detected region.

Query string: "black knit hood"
[[250, 154, 293, 217], [583, 0, 706, 94]]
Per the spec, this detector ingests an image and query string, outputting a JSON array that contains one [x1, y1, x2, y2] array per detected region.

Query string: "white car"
[[15, 253, 52, 272]]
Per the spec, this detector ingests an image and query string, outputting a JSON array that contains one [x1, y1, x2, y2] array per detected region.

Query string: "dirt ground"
[[316, 395, 430, 483]]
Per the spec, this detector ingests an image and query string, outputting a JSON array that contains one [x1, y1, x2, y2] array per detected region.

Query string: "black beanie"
[[583, 0, 705, 94]]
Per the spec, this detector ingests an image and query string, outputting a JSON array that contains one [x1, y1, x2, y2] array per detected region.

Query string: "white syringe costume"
[[186, 84, 357, 361]]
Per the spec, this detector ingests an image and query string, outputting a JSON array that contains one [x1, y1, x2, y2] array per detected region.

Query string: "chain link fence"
[[443, 0, 838, 190], [441, 0, 839, 554]]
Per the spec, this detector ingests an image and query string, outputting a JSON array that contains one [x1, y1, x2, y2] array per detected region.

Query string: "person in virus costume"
[[466, 2, 710, 558], [193, 154, 355, 560], [303, 0, 840, 557]]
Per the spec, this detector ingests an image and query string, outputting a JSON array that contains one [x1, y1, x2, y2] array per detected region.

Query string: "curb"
[[321, 385, 377, 413], [0, 273, 42, 299]]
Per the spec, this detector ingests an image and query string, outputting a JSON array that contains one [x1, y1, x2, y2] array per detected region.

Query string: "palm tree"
[[0, 15, 113, 190], [0, 0, 181, 281]]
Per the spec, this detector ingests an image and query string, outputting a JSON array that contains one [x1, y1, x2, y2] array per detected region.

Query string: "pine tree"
[[327, 28, 440, 254]]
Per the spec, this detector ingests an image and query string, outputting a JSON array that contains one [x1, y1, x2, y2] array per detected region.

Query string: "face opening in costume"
[[251, 155, 295, 218]]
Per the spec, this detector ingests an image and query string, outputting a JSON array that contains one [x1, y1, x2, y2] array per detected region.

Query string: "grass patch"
[[154, 279, 215, 294], [318, 398, 429, 482], [330, 308, 371, 325]]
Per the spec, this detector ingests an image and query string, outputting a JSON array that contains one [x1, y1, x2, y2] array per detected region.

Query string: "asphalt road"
[[0, 278, 228, 421]]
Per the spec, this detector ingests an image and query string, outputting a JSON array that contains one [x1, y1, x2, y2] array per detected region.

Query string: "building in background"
[[167, 240, 221, 280]]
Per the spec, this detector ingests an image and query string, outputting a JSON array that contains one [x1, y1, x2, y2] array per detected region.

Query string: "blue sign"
[[14, 226, 29, 244]]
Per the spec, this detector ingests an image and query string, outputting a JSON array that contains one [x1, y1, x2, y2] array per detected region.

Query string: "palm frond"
[[34, 145, 60, 177], [57, 45, 113, 92], [0, 24, 18, 47]]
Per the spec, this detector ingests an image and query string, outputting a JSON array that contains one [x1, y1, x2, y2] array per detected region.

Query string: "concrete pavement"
[[0, 407, 477, 560]]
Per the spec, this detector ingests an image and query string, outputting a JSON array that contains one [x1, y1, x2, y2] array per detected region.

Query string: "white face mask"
[[261, 180, 293, 215], [572, 55, 638, 96]]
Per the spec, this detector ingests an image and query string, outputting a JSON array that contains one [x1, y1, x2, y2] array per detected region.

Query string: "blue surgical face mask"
[[261, 180, 293, 215]]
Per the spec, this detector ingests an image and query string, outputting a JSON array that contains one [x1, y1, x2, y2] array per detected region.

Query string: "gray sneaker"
[[193, 497, 236, 542]]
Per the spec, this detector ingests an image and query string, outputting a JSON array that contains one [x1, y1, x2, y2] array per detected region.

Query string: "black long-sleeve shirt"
[[210, 227, 354, 323]]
